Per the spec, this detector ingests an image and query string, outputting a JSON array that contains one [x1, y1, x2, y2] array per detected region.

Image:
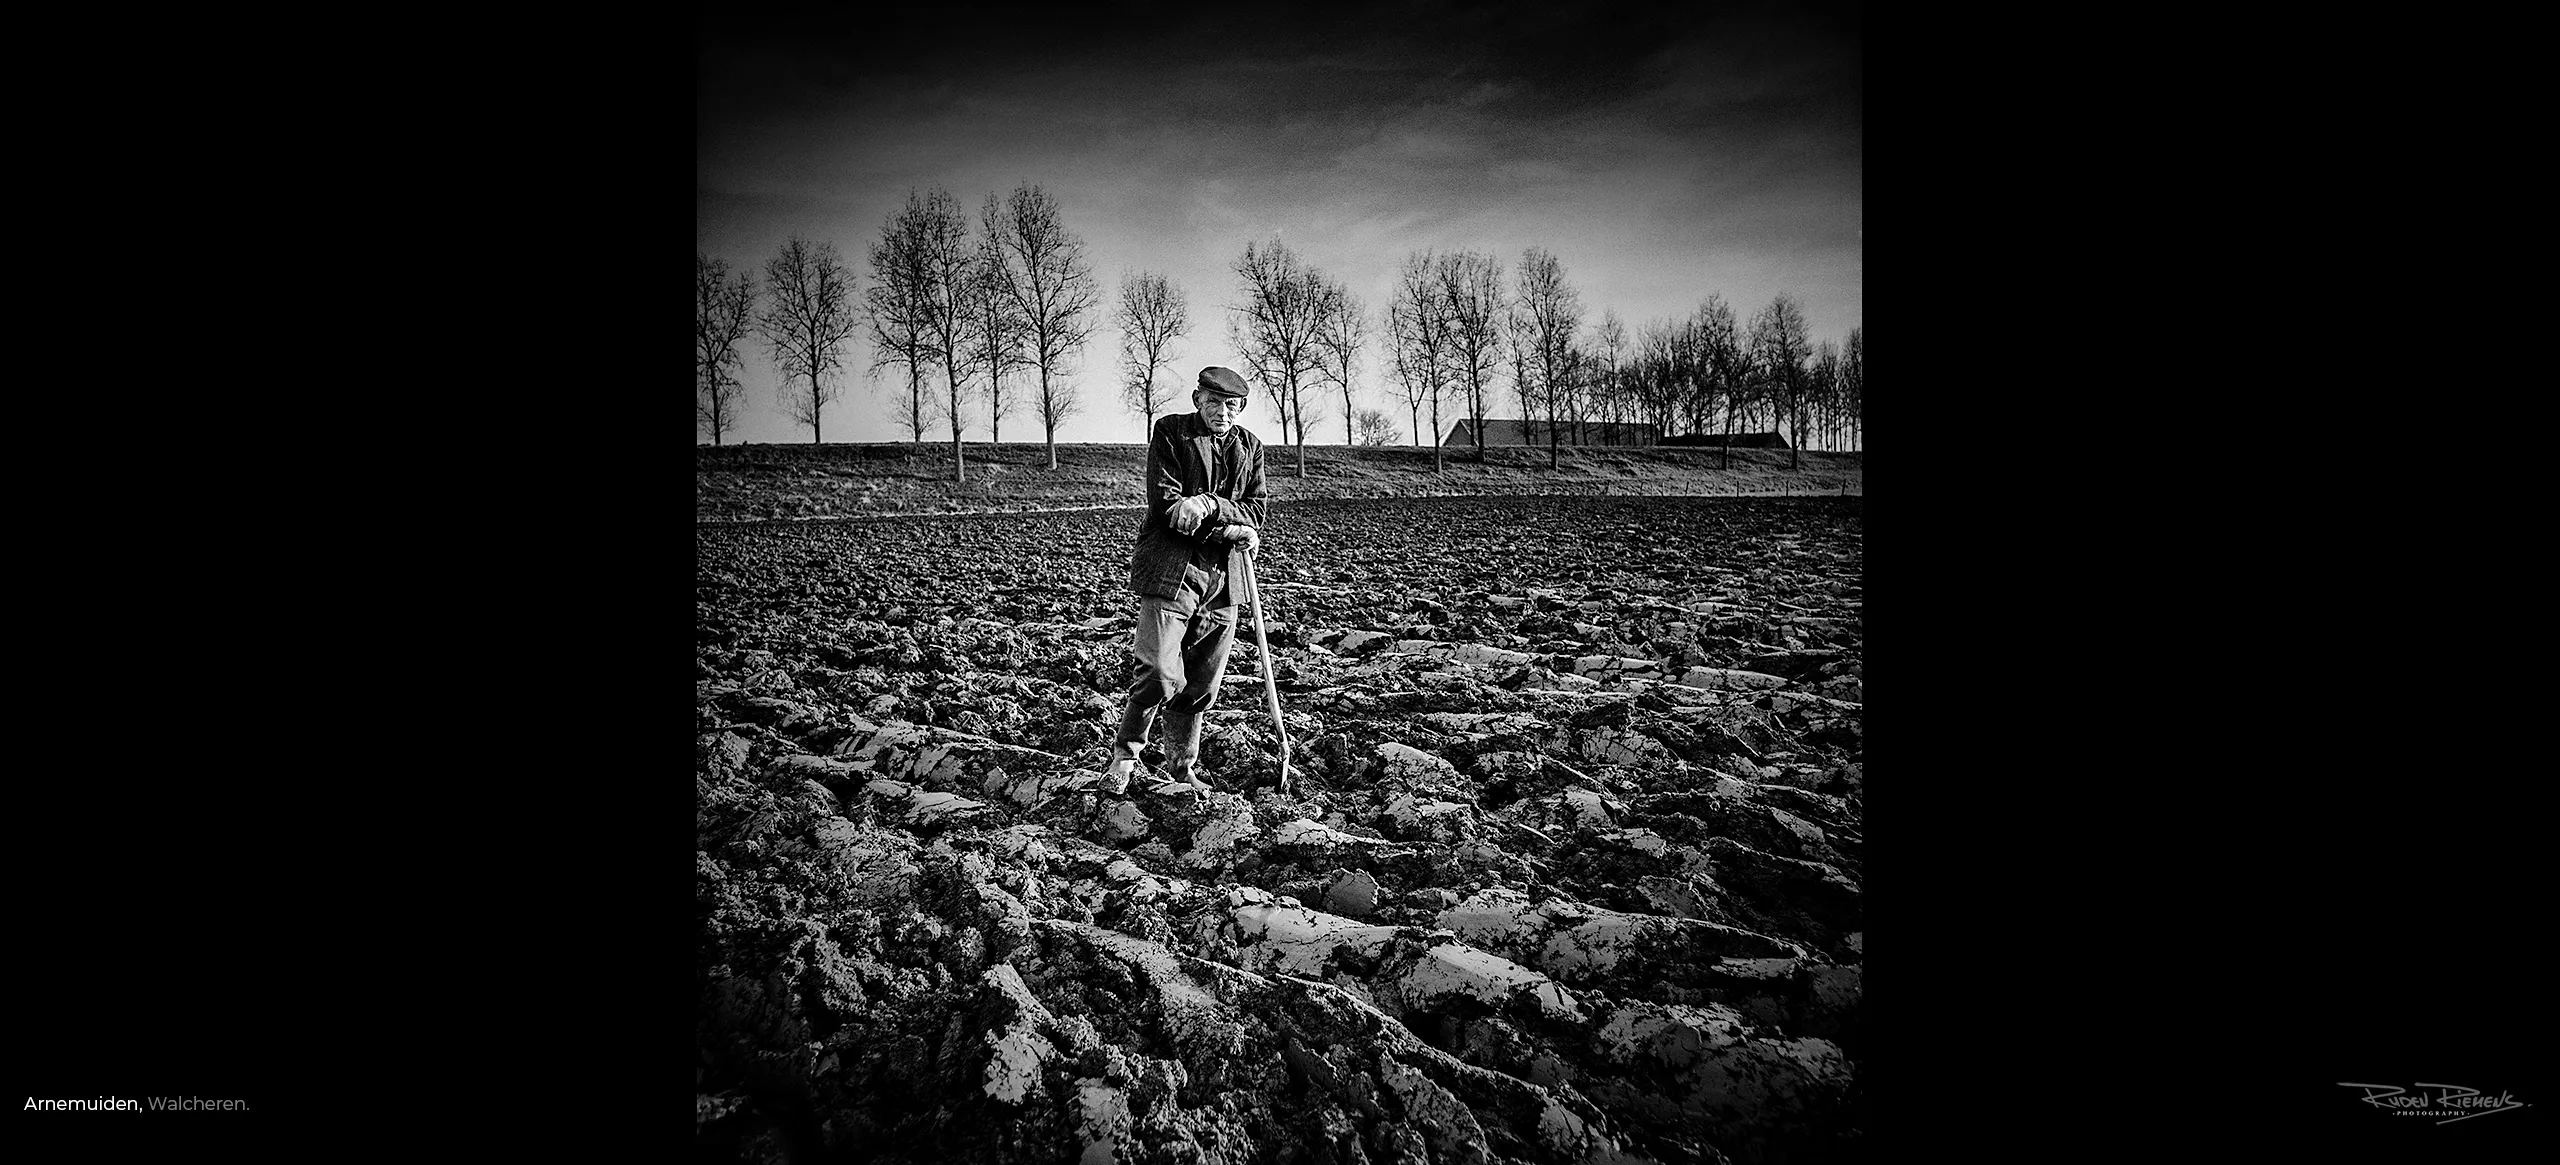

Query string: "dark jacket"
[[1128, 411, 1269, 598]]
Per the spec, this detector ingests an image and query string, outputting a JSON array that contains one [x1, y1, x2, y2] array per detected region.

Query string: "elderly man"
[[1103, 366, 1269, 795]]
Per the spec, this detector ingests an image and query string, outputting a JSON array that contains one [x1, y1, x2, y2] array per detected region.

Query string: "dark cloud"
[[697, 1, 1859, 444]]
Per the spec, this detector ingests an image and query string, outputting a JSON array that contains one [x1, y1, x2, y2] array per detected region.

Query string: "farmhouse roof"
[[1441, 418, 1661, 446]]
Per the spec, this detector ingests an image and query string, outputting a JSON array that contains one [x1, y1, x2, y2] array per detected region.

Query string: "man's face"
[[1195, 392, 1246, 435]]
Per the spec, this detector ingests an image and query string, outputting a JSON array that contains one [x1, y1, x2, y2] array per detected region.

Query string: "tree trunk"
[[1546, 378, 1560, 469], [948, 370, 965, 483], [1787, 393, 1801, 471], [1431, 395, 1444, 474], [810, 371, 823, 444], [1288, 381, 1307, 477], [1342, 380, 1354, 446], [1470, 382, 1486, 464], [1797, 404, 1805, 468]]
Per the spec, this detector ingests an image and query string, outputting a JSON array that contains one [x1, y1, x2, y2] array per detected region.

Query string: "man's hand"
[[1170, 494, 1214, 534], [1220, 524, 1260, 555]]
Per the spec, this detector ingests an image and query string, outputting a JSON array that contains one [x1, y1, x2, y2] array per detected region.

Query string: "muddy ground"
[[697, 495, 1864, 1164]]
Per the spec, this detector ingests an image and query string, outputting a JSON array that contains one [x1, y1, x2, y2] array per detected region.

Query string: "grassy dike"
[[698, 440, 1862, 521]]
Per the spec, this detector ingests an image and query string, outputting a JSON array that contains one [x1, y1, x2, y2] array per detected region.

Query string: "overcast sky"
[[698, 0, 1861, 446]]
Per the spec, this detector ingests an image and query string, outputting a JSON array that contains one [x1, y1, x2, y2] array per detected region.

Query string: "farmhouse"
[[1659, 431, 1792, 449], [1440, 419, 1662, 447]]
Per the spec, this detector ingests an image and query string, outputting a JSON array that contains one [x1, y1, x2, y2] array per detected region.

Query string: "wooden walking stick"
[[1239, 544, 1293, 795]]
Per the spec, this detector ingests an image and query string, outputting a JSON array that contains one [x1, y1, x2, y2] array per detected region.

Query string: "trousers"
[[1112, 564, 1237, 768]]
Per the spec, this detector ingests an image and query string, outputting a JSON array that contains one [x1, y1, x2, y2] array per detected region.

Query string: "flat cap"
[[1196, 366, 1249, 398]]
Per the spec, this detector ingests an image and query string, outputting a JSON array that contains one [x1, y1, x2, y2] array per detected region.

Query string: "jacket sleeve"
[[1206, 437, 1269, 532], [1143, 419, 1190, 534]]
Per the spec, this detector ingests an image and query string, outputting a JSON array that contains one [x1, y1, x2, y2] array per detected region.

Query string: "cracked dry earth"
[[697, 496, 1864, 1165]]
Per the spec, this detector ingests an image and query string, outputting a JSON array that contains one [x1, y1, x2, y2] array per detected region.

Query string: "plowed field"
[[697, 495, 1864, 1164]]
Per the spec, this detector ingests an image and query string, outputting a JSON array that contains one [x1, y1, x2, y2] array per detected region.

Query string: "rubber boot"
[[1156, 710, 1208, 795]]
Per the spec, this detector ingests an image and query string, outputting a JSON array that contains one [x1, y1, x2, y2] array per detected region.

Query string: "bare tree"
[[866, 195, 940, 442], [1553, 342, 1593, 450], [757, 236, 860, 444], [1841, 325, 1862, 451], [1691, 296, 1745, 468], [968, 202, 1030, 446], [1312, 279, 1368, 446], [1518, 246, 1584, 467], [1631, 318, 1687, 440], [1628, 321, 1663, 433], [1809, 340, 1841, 451], [1354, 407, 1399, 446], [1748, 293, 1814, 470], [910, 188, 978, 481], [1229, 238, 1329, 477], [989, 183, 1099, 470], [1115, 271, 1189, 439], [1592, 310, 1627, 437], [1434, 250, 1504, 464], [1385, 250, 1449, 471], [1384, 299, 1424, 449], [1504, 300, 1536, 449], [697, 254, 755, 446], [1666, 314, 1703, 439], [1291, 286, 1335, 448]]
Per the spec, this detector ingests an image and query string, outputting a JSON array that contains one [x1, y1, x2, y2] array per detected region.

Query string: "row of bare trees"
[[696, 240, 866, 447], [694, 184, 1101, 479], [1382, 248, 1575, 473], [1607, 296, 1864, 468], [1376, 246, 1861, 471], [863, 184, 1100, 479], [1222, 240, 1371, 477], [704, 222, 1863, 469]]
